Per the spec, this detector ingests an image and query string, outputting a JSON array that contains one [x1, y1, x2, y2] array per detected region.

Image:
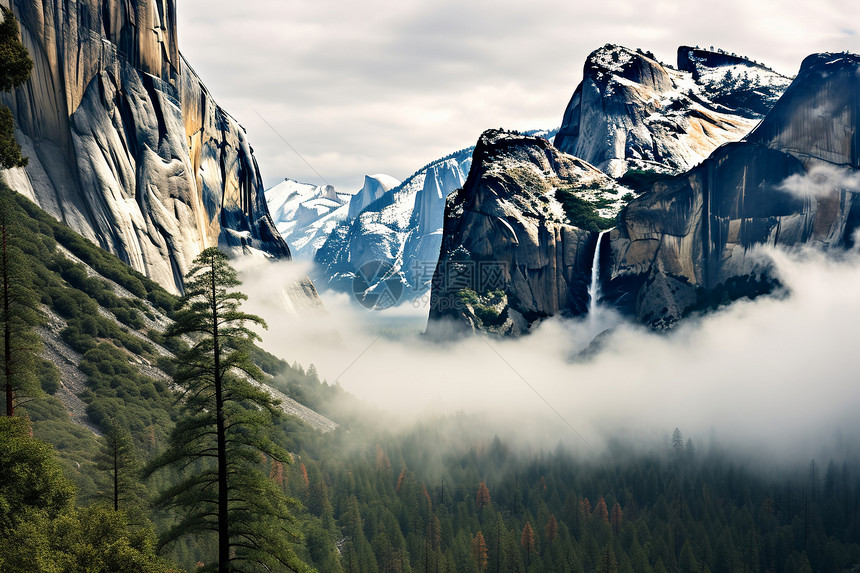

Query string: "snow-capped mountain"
[[307, 129, 561, 304], [602, 51, 859, 329], [265, 179, 352, 259], [554, 44, 792, 178], [348, 174, 402, 219], [313, 149, 473, 300], [676, 47, 791, 118], [266, 174, 401, 261]]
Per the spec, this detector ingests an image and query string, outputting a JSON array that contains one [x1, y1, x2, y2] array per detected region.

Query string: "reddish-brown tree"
[[396, 467, 407, 492], [422, 483, 432, 509], [476, 481, 491, 511], [300, 461, 310, 487], [581, 497, 592, 515], [269, 460, 284, 487], [376, 444, 391, 473], [521, 521, 536, 567], [472, 531, 488, 572], [545, 514, 559, 542], [594, 497, 610, 523]]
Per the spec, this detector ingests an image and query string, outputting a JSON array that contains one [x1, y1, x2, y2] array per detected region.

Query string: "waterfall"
[[588, 230, 607, 316]]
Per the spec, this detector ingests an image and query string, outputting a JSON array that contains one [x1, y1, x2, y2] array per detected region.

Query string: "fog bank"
[[238, 246, 860, 462]]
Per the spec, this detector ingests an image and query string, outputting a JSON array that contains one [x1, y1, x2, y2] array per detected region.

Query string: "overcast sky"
[[177, 0, 860, 193]]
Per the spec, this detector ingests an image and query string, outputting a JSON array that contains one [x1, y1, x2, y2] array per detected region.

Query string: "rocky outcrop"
[[426, 130, 628, 335], [0, 0, 312, 299], [554, 44, 790, 178], [309, 131, 560, 302], [601, 52, 860, 329], [746, 53, 860, 168]]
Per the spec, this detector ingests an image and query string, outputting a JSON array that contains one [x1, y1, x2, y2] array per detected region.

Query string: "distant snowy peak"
[[265, 178, 351, 259], [266, 179, 346, 234], [314, 149, 473, 296], [347, 174, 402, 219], [554, 44, 791, 178]]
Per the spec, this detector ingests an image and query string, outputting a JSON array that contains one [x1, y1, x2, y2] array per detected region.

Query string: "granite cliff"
[[554, 44, 790, 178], [603, 52, 860, 328], [426, 130, 628, 335], [0, 0, 315, 303], [427, 52, 859, 335]]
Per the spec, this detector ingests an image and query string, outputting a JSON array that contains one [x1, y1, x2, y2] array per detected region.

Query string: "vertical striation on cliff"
[[603, 52, 860, 329], [0, 0, 308, 298]]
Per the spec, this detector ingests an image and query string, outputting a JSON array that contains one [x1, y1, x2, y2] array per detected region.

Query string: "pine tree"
[[679, 540, 699, 573], [424, 515, 441, 573], [581, 497, 592, 515], [0, 7, 33, 169], [594, 497, 609, 523], [145, 247, 307, 573], [672, 428, 684, 454], [95, 420, 142, 512], [596, 544, 618, 573], [0, 416, 74, 531], [0, 193, 40, 416], [610, 503, 623, 534]]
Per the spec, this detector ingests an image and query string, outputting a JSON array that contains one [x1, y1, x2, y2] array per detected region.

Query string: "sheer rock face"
[[554, 44, 790, 178], [0, 0, 304, 297], [746, 53, 860, 168], [399, 158, 469, 291], [604, 53, 860, 329], [426, 130, 624, 336], [428, 53, 860, 335]]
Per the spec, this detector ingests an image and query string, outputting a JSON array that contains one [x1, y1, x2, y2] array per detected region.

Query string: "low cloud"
[[779, 162, 860, 199], [238, 246, 860, 464]]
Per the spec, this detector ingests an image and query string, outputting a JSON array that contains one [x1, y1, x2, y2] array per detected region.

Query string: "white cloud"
[[238, 247, 860, 463], [177, 0, 860, 193], [779, 163, 860, 199], [187, 2, 860, 461]]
